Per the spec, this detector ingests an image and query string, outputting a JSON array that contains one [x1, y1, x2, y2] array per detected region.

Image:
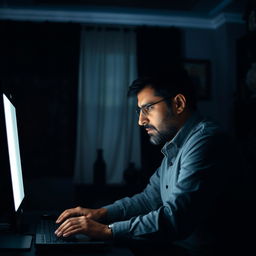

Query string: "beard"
[[144, 108, 178, 145], [147, 125, 178, 145]]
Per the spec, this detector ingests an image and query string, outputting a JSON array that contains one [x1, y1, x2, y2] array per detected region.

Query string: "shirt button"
[[169, 161, 173, 166], [166, 185, 168, 189]]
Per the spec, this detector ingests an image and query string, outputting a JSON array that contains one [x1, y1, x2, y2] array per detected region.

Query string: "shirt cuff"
[[110, 220, 131, 239]]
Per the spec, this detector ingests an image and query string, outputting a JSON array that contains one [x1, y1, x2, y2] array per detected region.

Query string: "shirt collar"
[[161, 111, 203, 158]]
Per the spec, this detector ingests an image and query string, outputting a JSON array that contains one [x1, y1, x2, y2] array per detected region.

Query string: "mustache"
[[144, 125, 157, 130]]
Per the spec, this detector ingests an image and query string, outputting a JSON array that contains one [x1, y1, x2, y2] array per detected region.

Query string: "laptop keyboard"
[[35, 219, 95, 245], [35, 218, 108, 249], [36, 219, 64, 244]]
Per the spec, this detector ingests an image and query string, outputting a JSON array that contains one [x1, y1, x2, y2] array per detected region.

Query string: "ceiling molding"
[[213, 13, 245, 27], [208, 0, 232, 16], [0, 7, 245, 29]]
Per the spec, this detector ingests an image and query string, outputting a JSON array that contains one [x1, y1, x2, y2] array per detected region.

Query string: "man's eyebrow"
[[139, 102, 153, 108]]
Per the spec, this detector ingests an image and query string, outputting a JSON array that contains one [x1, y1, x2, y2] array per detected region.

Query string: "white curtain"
[[74, 26, 141, 184]]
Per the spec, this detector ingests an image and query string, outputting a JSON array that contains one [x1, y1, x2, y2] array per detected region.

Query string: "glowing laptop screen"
[[3, 94, 24, 212]]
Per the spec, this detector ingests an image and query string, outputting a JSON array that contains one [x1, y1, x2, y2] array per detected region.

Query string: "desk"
[[0, 211, 134, 256], [0, 245, 134, 256]]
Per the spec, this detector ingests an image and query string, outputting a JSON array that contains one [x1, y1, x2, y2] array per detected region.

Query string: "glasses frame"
[[136, 98, 167, 117]]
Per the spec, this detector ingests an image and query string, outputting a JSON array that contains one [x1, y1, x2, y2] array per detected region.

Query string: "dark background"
[[0, 21, 80, 178]]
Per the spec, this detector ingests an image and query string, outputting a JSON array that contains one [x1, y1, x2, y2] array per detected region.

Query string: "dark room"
[[0, 0, 255, 255]]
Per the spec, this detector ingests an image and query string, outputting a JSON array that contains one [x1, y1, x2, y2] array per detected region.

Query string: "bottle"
[[93, 148, 106, 185]]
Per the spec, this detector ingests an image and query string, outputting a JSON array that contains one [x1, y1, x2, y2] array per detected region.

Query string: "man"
[[55, 67, 239, 255]]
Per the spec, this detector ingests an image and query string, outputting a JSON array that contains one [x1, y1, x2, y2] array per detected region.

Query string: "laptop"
[[0, 93, 32, 250], [35, 216, 109, 250], [0, 92, 110, 251]]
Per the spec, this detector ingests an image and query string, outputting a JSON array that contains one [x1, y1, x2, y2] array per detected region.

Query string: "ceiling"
[[0, 0, 247, 16], [0, 0, 248, 28]]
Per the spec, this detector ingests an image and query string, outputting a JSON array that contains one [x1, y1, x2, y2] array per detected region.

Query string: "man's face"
[[137, 86, 178, 145]]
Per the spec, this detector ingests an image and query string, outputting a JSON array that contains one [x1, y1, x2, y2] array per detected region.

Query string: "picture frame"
[[183, 59, 211, 100]]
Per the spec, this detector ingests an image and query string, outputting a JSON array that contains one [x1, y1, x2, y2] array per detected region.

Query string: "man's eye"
[[146, 105, 153, 111]]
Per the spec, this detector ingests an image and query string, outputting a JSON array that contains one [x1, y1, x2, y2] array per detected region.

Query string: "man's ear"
[[173, 94, 186, 114]]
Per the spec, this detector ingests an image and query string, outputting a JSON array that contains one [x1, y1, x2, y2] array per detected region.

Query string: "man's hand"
[[56, 206, 107, 224], [55, 216, 112, 240]]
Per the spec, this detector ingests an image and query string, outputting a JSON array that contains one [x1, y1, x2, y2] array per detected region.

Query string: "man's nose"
[[138, 112, 149, 126]]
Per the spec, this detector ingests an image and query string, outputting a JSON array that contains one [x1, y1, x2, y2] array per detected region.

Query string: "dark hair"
[[128, 66, 197, 110]]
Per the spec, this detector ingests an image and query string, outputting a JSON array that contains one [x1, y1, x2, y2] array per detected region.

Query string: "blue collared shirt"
[[104, 112, 236, 250]]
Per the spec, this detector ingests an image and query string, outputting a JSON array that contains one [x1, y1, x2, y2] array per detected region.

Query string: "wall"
[[0, 21, 80, 178], [182, 22, 246, 133]]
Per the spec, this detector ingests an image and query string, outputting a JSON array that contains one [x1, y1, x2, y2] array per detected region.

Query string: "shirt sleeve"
[[104, 130, 227, 240], [103, 166, 163, 223]]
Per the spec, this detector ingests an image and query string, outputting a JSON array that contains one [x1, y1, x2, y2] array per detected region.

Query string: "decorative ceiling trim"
[[0, 7, 244, 29], [208, 0, 232, 16]]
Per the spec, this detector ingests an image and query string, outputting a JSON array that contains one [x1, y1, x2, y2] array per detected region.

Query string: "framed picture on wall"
[[183, 59, 211, 100]]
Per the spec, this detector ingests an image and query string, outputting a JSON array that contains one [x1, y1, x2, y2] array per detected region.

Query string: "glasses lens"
[[136, 107, 141, 116]]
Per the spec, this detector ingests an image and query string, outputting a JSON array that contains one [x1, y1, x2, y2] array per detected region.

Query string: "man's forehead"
[[137, 86, 156, 99], [137, 86, 160, 106]]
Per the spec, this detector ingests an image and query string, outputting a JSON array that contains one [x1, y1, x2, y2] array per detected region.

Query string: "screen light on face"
[[3, 94, 24, 212]]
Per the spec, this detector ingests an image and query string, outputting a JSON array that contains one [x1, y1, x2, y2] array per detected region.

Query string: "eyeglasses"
[[136, 98, 167, 117]]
